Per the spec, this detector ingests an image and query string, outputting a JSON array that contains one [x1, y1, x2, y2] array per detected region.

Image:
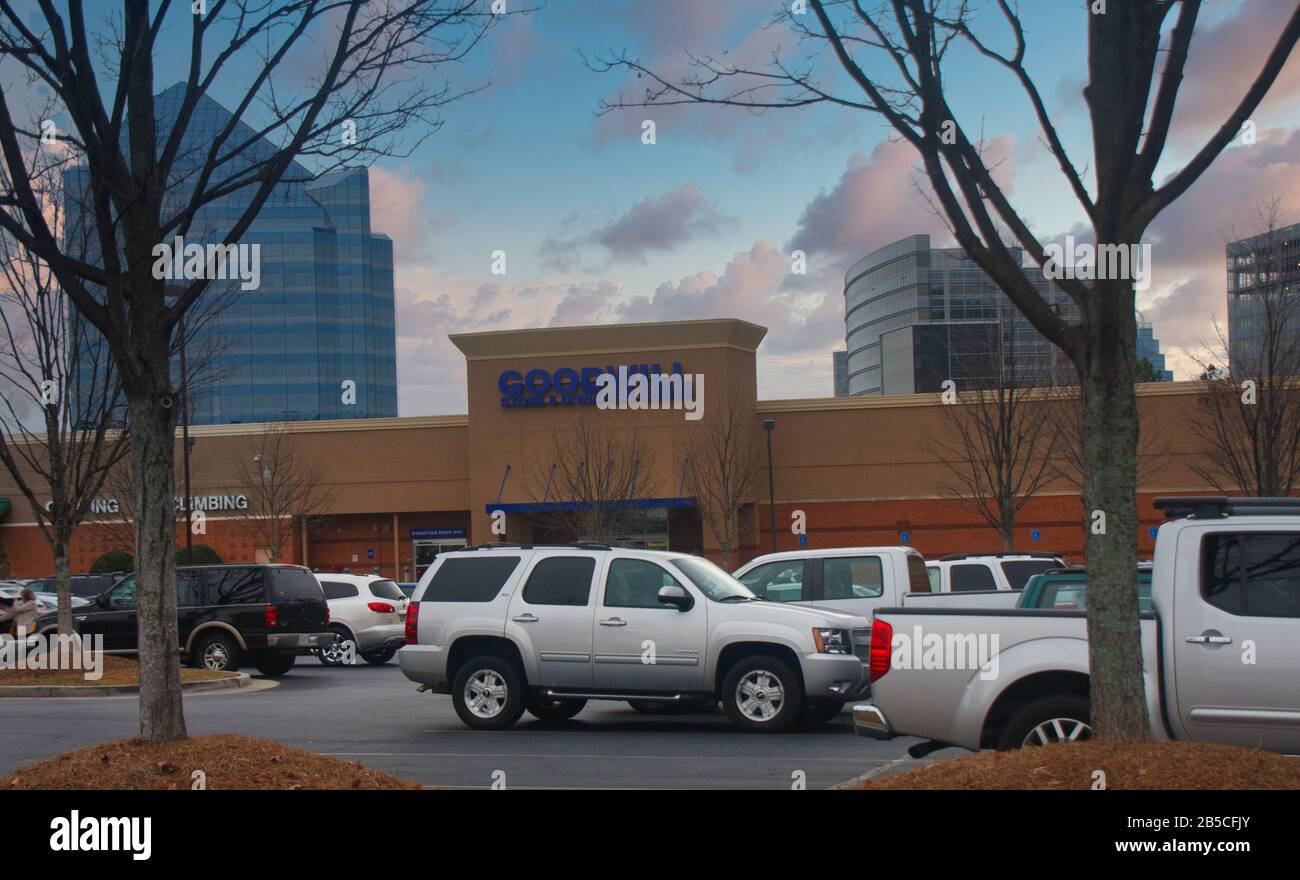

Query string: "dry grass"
[[850, 741, 1300, 789], [0, 734, 421, 790], [0, 654, 231, 687]]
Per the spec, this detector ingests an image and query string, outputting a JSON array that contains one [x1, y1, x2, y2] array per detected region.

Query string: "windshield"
[[671, 557, 756, 602]]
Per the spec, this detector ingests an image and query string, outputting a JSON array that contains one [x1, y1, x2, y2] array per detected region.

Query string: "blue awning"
[[486, 497, 696, 514]]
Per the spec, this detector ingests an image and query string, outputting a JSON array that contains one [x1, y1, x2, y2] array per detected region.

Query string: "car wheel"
[[526, 695, 587, 722], [451, 655, 526, 730], [194, 631, 242, 673], [802, 699, 846, 727], [721, 655, 804, 733], [997, 695, 1091, 750], [361, 646, 398, 665], [317, 628, 356, 667], [252, 652, 296, 677]]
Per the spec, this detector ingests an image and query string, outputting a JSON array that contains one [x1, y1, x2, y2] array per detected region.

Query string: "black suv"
[[35, 564, 331, 676], [26, 572, 130, 600]]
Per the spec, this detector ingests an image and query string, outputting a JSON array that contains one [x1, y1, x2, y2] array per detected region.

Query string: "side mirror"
[[657, 585, 692, 611], [96, 593, 111, 608]]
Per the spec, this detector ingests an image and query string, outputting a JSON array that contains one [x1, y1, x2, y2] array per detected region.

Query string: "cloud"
[[596, 183, 735, 260], [368, 166, 439, 258]]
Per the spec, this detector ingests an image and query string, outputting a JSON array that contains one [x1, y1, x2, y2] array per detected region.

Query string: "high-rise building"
[[1136, 319, 1174, 381], [65, 84, 397, 424], [1227, 221, 1300, 371], [843, 235, 1075, 396], [832, 350, 849, 397]]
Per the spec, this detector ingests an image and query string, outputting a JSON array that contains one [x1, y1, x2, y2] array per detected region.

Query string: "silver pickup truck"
[[855, 497, 1300, 754], [401, 544, 872, 732]]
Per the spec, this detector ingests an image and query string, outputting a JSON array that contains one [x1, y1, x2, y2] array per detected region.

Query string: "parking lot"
[[0, 657, 940, 789]]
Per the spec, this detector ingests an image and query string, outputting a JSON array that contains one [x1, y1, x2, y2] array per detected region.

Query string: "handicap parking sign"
[[799, 534, 807, 546], [1149, 526, 1158, 539], [1031, 529, 1040, 542], [899, 531, 910, 544]]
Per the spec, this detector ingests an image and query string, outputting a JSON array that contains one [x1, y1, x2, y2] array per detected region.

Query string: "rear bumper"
[[399, 643, 448, 692], [266, 632, 332, 652], [853, 702, 895, 739], [355, 623, 405, 652]]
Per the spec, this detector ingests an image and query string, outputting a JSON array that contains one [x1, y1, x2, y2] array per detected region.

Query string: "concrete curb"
[[0, 671, 250, 698]]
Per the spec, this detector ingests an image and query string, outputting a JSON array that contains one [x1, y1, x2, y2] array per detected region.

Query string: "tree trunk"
[[54, 540, 73, 636], [1080, 318, 1148, 740], [128, 389, 187, 742]]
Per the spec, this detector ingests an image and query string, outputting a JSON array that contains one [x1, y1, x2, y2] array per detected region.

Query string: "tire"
[[451, 655, 526, 730], [252, 652, 296, 677], [997, 694, 1091, 750], [193, 631, 242, 673], [361, 646, 399, 665], [317, 627, 356, 667], [721, 655, 804, 733], [802, 699, 846, 727], [526, 695, 587, 722]]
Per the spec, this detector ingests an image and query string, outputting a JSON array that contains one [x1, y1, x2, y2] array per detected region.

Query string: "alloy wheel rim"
[[322, 635, 354, 664], [465, 669, 508, 718], [203, 642, 229, 670], [736, 669, 785, 721], [1023, 717, 1091, 746]]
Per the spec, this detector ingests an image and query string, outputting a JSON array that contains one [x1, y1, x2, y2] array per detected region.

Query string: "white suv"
[[925, 553, 1065, 592], [400, 544, 872, 732], [316, 574, 409, 665]]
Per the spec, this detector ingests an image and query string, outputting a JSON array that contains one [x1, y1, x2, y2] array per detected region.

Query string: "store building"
[[0, 318, 1214, 580]]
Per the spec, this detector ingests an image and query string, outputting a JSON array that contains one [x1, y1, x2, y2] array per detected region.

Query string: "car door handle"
[[1185, 631, 1232, 645], [512, 614, 539, 623], [599, 617, 627, 627]]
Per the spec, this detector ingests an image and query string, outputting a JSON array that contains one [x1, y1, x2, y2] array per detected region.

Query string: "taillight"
[[405, 601, 420, 644], [368, 602, 396, 614], [264, 604, 278, 629], [869, 618, 892, 683]]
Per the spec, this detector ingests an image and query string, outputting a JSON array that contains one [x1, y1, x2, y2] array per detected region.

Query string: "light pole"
[[179, 314, 194, 554], [763, 419, 776, 553]]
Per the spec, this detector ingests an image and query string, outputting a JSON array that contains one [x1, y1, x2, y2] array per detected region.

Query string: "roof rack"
[[463, 541, 617, 552], [939, 551, 1062, 561], [569, 540, 613, 550], [1154, 496, 1300, 519]]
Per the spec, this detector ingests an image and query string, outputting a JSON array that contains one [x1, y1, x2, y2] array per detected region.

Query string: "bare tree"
[[686, 389, 760, 569], [232, 424, 338, 564], [928, 330, 1061, 552], [1191, 200, 1300, 496], [0, 1, 514, 741], [0, 150, 129, 636], [526, 411, 659, 545], [587, 1, 1300, 740]]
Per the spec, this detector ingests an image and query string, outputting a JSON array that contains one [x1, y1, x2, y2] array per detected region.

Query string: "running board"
[[546, 690, 682, 702]]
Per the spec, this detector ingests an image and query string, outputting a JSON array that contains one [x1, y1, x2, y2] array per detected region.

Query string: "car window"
[[522, 557, 595, 606], [605, 558, 684, 609], [368, 580, 405, 601], [1000, 560, 1061, 589], [206, 568, 266, 605], [73, 576, 117, 598], [822, 556, 883, 599], [927, 565, 941, 592], [671, 557, 751, 601], [270, 568, 324, 602], [423, 556, 521, 603], [107, 577, 138, 609], [907, 555, 932, 593], [176, 571, 203, 607], [950, 563, 996, 592], [1202, 532, 1300, 617], [321, 581, 360, 600], [737, 560, 805, 602]]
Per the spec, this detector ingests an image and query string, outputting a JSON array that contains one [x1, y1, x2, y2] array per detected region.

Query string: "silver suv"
[[400, 544, 871, 732]]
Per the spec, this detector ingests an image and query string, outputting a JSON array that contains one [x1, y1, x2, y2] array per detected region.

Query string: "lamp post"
[[762, 419, 775, 553], [179, 314, 194, 554]]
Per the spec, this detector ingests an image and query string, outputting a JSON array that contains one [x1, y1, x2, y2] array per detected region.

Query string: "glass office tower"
[[65, 83, 397, 424]]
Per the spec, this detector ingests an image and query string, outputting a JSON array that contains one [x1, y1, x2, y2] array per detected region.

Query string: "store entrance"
[[413, 539, 467, 581]]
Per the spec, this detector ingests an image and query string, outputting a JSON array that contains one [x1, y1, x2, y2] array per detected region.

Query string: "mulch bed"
[[0, 654, 231, 687], [849, 741, 1300, 789], [0, 734, 421, 790]]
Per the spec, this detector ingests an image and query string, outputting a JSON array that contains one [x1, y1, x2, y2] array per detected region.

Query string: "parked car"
[[925, 553, 1065, 592], [731, 546, 931, 618], [401, 544, 872, 732], [1018, 567, 1153, 611], [33, 564, 331, 676], [855, 496, 1300, 754], [25, 573, 130, 600], [0, 585, 56, 616], [315, 573, 409, 666]]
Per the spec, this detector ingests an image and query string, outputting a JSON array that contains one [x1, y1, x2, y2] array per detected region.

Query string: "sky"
[[8, 0, 1300, 416]]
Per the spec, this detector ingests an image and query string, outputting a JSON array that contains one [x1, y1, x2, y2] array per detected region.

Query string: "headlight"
[[812, 628, 851, 654]]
